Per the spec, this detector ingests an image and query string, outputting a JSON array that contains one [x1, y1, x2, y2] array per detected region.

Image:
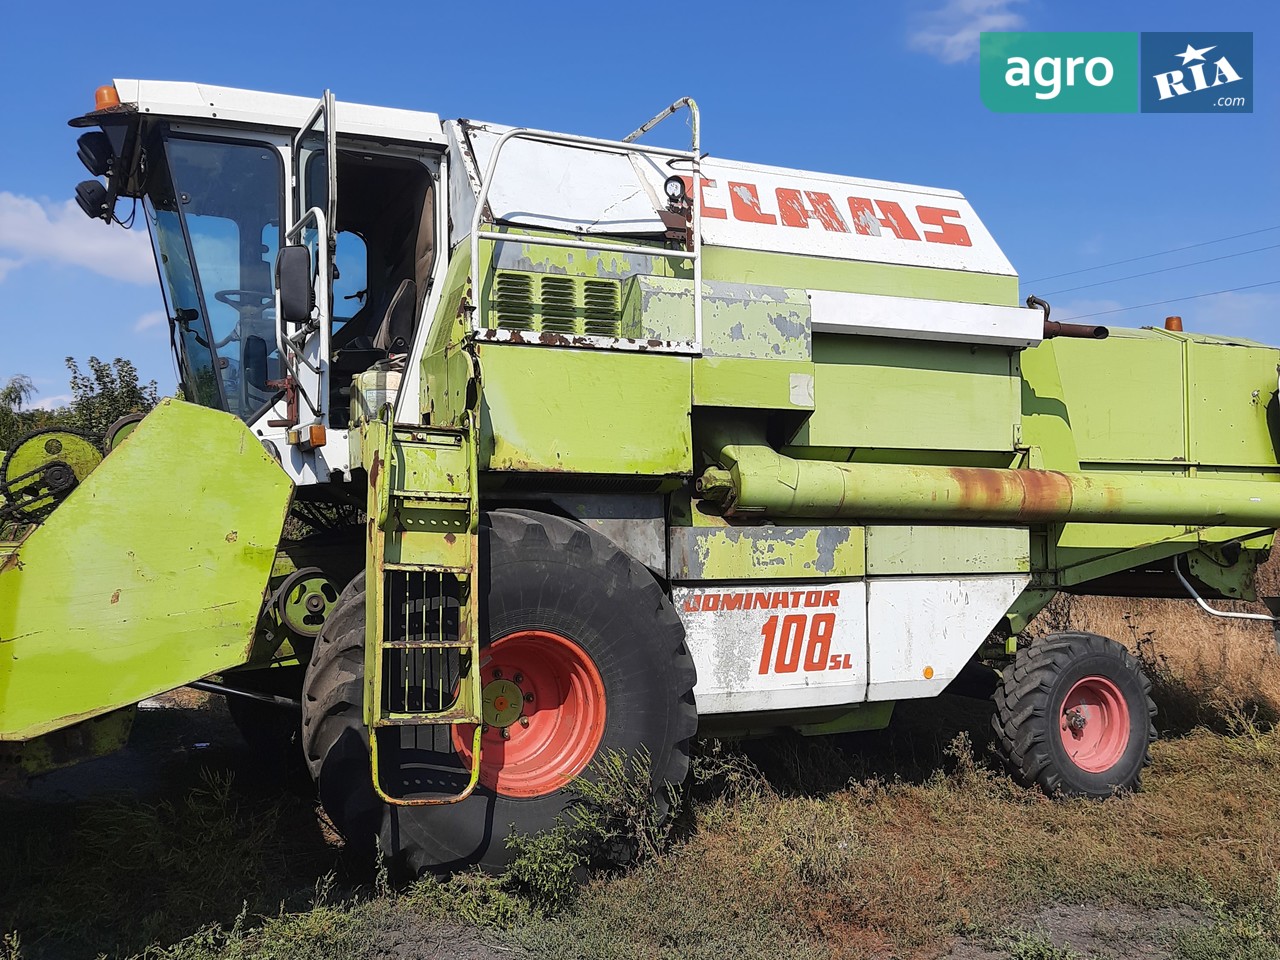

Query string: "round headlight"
[[664, 176, 687, 202]]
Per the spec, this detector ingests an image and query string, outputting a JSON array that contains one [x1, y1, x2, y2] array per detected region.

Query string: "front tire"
[[300, 509, 698, 874], [993, 631, 1156, 797]]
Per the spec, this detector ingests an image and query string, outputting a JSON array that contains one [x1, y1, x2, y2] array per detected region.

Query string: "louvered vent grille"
[[489, 270, 622, 337]]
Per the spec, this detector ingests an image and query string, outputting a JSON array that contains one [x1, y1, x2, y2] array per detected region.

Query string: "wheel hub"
[[482, 677, 525, 728]]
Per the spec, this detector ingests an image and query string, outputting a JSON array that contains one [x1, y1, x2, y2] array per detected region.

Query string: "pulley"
[[0, 429, 103, 522], [273, 567, 340, 637]]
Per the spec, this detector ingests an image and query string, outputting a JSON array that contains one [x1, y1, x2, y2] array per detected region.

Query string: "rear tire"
[[300, 509, 698, 874], [993, 631, 1156, 797]]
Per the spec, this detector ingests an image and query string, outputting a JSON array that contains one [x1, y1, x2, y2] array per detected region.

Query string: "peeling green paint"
[[670, 525, 865, 580]]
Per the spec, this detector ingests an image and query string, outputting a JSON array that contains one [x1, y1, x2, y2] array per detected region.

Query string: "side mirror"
[[243, 335, 269, 391], [275, 245, 314, 324]]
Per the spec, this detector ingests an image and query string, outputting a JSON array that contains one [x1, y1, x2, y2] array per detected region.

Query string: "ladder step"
[[376, 705, 481, 726], [382, 638, 474, 650]]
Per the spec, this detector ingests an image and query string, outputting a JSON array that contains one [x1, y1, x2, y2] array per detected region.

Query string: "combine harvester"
[[3, 81, 1279, 872]]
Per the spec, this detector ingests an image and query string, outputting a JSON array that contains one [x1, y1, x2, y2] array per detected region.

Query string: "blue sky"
[[1, 0, 1275, 406]]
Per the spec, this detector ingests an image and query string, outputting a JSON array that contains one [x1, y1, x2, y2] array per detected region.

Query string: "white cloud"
[[0, 192, 153, 285], [908, 0, 1027, 64], [31, 394, 72, 411], [134, 309, 167, 333]]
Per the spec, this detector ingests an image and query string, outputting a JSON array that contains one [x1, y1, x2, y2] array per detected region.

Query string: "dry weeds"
[[1027, 555, 1280, 728]]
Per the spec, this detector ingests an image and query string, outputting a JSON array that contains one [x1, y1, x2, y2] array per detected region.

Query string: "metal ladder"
[[363, 413, 484, 806]]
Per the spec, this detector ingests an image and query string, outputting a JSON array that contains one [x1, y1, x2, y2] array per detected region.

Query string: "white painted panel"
[[673, 582, 867, 715], [867, 575, 1030, 701], [455, 123, 1016, 278], [697, 158, 1016, 277], [809, 290, 1042, 347], [113, 79, 446, 143]]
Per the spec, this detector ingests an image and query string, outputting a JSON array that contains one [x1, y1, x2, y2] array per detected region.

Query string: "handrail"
[[275, 206, 330, 421], [467, 98, 703, 350]]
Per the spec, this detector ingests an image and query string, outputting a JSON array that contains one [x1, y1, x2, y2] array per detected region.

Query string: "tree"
[[63, 357, 159, 438], [0, 375, 38, 452]]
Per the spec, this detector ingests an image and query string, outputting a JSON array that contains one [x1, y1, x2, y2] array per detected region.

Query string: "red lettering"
[[775, 614, 806, 673], [683, 597, 700, 612], [679, 176, 727, 220], [804, 613, 835, 670], [847, 198, 921, 241], [769, 592, 789, 609], [728, 182, 778, 225], [704, 594, 720, 612], [759, 615, 778, 674], [753, 591, 770, 610], [916, 206, 972, 246], [776, 189, 849, 232], [804, 590, 823, 607], [822, 590, 840, 607], [722, 593, 745, 611]]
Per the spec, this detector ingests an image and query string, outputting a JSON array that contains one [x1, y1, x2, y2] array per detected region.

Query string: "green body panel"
[[0, 708, 134, 778], [702, 246, 1020, 305], [692, 357, 815, 411], [476, 343, 692, 476], [866, 525, 1030, 575], [669, 525, 865, 580], [795, 335, 1021, 453], [0, 400, 292, 740], [794, 701, 895, 736], [621, 275, 811, 359]]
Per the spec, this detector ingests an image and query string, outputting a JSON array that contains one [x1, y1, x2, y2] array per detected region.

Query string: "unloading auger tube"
[[697, 420, 1280, 525]]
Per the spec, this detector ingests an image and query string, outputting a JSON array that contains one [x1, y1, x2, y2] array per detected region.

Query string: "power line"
[[1057, 280, 1280, 321], [1024, 225, 1280, 284], [1038, 243, 1280, 296]]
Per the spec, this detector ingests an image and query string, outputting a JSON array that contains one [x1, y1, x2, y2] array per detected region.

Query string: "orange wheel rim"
[[1059, 675, 1131, 773], [453, 629, 606, 798]]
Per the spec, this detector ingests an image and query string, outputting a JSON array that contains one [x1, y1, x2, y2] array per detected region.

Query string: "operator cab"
[[69, 82, 447, 481]]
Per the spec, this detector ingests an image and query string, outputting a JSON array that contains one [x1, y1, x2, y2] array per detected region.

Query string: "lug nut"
[[513, 673, 523, 683], [481, 723, 489, 733], [523, 692, 534, 702], [493, 668, 502, 679], [501, 727, 511, 740], [519, 716, 530, 728]]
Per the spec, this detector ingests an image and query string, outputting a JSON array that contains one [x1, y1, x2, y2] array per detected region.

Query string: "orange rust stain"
[[110, 590, 120, 605], [944, 467, 1073, 521], [225, 531, 238, 543], [444, 533, 457, 545]]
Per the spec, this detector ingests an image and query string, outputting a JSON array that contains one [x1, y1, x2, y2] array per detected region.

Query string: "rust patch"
[[444, 533, 457, 546], [225, 531, 238, 543], [943, 466, 1073, 522], [110, 589, 120, 605], [369, 452, 382, 487]]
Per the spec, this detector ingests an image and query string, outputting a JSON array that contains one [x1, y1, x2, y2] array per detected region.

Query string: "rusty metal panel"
[[669, 525, 864, 580], [673, 581, 868, 714]]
